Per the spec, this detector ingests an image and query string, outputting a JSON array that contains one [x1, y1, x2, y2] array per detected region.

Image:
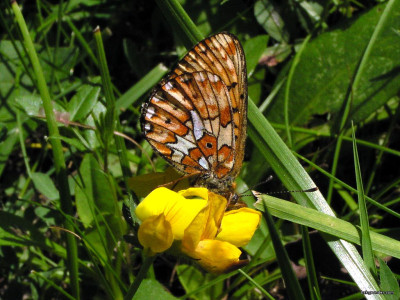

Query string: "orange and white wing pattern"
[[141, 32, 247, 197]]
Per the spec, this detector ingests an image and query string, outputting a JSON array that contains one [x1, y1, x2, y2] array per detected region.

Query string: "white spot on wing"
[[167, 135, 196, 156], [146, 106, 155, 119], [190, 110, 205, 140], [165, 82, 173, 90], [172, 150, 184, 162], [211, 118, 220, 136], [211, 74, 219, 82], [198, 156, 209, 170], [144, 123, 151, 131], [198, 72, 206, 82], [218, 123, 233, 148]]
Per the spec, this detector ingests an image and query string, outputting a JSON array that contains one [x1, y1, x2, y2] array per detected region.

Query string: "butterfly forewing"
[[141, 32, 247, 196]]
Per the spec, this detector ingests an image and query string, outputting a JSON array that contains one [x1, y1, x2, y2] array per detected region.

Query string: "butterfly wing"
[[172, 33, 247, 178], [141, 33, 247, 180]]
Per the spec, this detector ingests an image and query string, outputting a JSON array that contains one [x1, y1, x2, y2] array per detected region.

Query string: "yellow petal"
[[201, 192, 227, 240], [182, 192, 227, 251], [183, 239, 248, 273], [135, 187, 207, 239], [216, 208, 261, 247], [181, 206, 208, 251], [138, 214, 173, 256], [178, 187, 209, 200]]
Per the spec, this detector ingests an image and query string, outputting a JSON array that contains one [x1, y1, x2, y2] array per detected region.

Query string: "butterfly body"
[[141, 33, 247, 201]]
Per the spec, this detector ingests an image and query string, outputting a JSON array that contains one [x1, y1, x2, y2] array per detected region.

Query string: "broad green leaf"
[[378, 257, 400, 300], [32, 172, 59, 201], [0, 41, 34, 96], [68, 79, 101, 121], [248, 67, 265, 106], [299, 1, 324, 23], [58, 135, 87, 152], [267, 3, 400, 126], [254, 0, 289, 43], [75, 154, 126, 265], [14, 94, 43, 117], [259, 43, 292, 67], [133, 279, 178, 300], [84, 224, 109, 262], [243, 35, 269, 76], [75, 154, 117, 226]]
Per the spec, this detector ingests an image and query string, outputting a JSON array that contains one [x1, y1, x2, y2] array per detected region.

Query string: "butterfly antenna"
[[241, 186, 318, 198], [239, 175, 273, 196]]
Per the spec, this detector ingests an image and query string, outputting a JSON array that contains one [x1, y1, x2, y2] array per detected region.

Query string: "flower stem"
[[124, 256, 155, 300]]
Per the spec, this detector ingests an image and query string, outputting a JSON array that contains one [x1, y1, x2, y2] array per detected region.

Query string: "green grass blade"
[[155, 0, 203, 47], [65, 17, 98, 65], [94, 27, 116, 158], [261, 203, 306, 300], [294, 152, 400, 219], [11, 2, 79, 298], [247, 101, 382, 296], [270, 122, 400, 158], [352, 124, 377, 277], [31, 271, 75, 300], [301, 226, 321, 300], [254, 195, 400, 259], [93, 26, 136, 210], [237, 269, 275, 300]]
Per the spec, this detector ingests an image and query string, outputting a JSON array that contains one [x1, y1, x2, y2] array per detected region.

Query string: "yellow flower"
[[135, 187, 261, 273]]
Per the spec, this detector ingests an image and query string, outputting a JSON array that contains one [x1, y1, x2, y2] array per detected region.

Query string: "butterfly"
[[141, 32, 247, 201]]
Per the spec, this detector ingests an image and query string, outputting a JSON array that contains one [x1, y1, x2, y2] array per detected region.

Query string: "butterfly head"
[[194, 173, 240, 206]]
